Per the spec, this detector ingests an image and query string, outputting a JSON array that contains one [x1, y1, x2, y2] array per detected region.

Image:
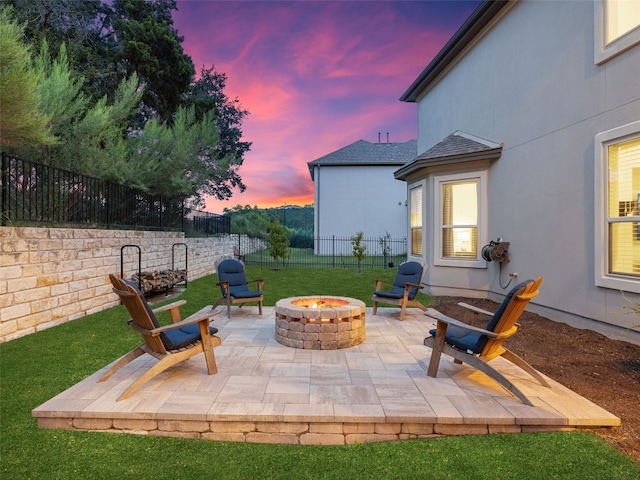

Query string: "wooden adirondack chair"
[[372, 261, 427, 320], [99, 274, 221, 401], [424, 277, 549, 405], [213, 258, 264, 318]]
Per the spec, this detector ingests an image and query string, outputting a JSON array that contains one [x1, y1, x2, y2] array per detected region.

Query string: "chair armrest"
[[129, 306, 220, 336], [404, 282, 424, 291], [248, 279, 265, 289], [216, 280, 231, 295], [458, 302, 494, 316], [152, 300, 187, 323], [424, 308, 498, 338]]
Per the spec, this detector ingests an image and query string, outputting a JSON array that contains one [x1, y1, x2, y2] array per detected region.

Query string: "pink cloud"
[[173, 1, 480, 212]]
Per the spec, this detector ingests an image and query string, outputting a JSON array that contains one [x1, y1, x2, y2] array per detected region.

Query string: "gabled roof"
[[394, 131, 502, 180], [307, 139, 417, 180], [400, 0, 511, 103]]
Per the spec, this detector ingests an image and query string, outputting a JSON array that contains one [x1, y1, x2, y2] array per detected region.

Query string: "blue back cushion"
[[123, 279, 217, 350], [217, 259, 261, 298], [376, 261, 423, 299], [428, 279, 533, 354]]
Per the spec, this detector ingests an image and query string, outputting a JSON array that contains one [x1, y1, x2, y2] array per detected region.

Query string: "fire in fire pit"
[[291, 298, 349, 309], [274, 296, 366, 349]]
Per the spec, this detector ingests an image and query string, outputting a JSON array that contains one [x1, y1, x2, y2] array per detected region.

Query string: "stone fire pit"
[[274, 296, 366, 349]]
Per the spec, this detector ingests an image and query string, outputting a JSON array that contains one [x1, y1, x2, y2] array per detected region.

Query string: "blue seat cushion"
[[374, 290, 404, 299], [162, 323, 219, 350], [428, 326, 483, 353], [429, 279, 534, 354], [230, 287, 262, 299]]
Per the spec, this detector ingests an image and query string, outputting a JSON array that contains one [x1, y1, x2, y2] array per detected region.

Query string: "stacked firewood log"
[[130, 269, 187, 295]]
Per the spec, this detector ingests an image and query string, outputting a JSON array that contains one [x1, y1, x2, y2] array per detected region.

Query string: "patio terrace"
[[33, 307, 619, 445]]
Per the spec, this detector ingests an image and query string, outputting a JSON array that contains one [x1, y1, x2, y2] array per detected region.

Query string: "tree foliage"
[[351, 231, 367, 273], [111, 0, 194, 123], [14, 41, 143, 184], [266, 221, 289, 270], [2, 1, 250, 204], [0, 6, 56, 149], [184, 66, 251, 200]]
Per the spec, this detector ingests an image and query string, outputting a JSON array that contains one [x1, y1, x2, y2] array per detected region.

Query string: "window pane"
[[606, 0, 640, 44], [442, 182, 477, 226], [410, 186, 423, 255], [443, 227, 477, 257], [411, 229, 422, 255], [441, 180, 478, 258], [610, 222, 640, 275], [410, 187, 422, 227], [608, 136, 640, 275], [608, 137, 640, 218]]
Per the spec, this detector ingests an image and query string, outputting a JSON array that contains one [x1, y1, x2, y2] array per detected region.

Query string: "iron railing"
[[237, 234, 407, 269], [1, 153, 230, 234]]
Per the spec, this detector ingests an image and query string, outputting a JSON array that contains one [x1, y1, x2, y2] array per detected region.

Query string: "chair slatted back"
[[109, 274, 167, 354], [480, 277, 542, 361]]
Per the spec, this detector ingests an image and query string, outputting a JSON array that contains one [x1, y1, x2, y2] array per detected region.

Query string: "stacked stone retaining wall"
[[0, 227, 240, 342]]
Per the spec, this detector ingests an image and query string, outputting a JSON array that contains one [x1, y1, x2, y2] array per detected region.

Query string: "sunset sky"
[[172, 0, 480, 213]]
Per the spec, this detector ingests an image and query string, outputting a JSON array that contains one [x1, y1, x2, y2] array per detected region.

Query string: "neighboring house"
[[308, 139, 416, 252], [396, 0, 640, 343]]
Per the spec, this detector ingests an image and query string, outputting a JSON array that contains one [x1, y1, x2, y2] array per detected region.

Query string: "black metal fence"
[[1, 152, 230, 234], [238, 234, 407, 269]]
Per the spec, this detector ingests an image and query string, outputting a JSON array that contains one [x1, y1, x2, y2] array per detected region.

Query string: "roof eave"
[[394, 147, 502, 181], [400, 0, 512, 103]]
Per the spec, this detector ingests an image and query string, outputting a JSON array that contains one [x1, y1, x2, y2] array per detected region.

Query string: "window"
[[410, 185, 423, 255], [595, 121, 640, 292], [433, 172, 486, 267], [595, 0, 640, 64]]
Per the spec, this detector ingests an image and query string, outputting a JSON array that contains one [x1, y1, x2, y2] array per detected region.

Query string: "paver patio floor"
[[33, 307, 620, 445]]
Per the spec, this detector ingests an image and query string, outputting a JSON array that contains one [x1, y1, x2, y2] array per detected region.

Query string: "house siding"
[[314, 164, 407, 241], [410, 0, 640, 341]]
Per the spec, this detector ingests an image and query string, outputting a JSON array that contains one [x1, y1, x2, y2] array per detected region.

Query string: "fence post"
[[332, 235, 335, 268]]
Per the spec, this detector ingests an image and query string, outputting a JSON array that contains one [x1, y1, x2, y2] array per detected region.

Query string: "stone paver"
[[32, 307, 620, 444]]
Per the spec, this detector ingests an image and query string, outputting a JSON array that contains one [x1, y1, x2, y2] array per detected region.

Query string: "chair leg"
[[258, 300, 263, 315], [98, 347, 145, 382], [502, 349, 551, 388], [372, 301, 378, 315], [400, 302, 407, 320], [451, 349, 535, 406], [116, 348, 197, 401], [198, 319, 220, 375], [425, 322, 448, 377]]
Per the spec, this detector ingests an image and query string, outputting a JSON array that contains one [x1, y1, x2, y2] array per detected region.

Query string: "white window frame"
[[595, 120, 640, 293], [432, 171, 487, 268], [408, 180, 425, 258], [595, 0, 640, 64]]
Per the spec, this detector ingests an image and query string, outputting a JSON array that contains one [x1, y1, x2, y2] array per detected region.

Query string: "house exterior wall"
[[411, 0, 640, 341], [314, 164, 407, 246]]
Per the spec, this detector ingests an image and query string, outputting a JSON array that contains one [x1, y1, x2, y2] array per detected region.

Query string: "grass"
[[1, 266, 638, 479]]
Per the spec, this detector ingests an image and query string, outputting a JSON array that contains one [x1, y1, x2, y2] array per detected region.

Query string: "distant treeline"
[[224, 205, 313, 247]]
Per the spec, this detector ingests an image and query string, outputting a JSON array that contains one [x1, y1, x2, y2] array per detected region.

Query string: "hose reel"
[[481, 239, 510, 263]]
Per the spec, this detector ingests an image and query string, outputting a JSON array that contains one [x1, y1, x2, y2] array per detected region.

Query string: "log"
[[131, 269, 187, 295]]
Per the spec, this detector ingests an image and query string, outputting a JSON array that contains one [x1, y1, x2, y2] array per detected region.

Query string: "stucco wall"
[[315, 165, 407, 242], [410, 1, 640, 342], [0, 227, 239, 343]]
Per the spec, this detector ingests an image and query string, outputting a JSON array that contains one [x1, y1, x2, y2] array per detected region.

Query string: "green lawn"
[[1, 267, 638, 479]]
